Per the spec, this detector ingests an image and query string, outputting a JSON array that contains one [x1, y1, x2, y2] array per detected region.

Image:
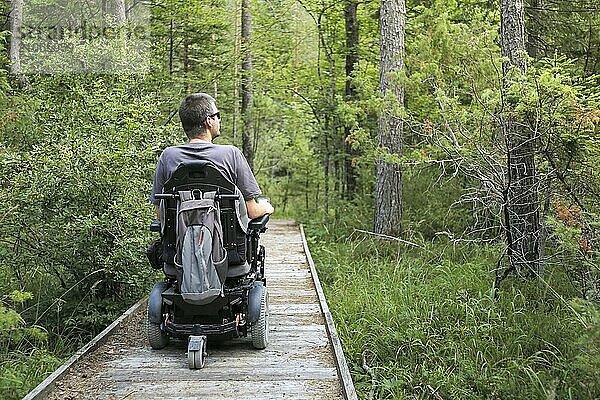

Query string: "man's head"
[[179, 93, 221, 140]]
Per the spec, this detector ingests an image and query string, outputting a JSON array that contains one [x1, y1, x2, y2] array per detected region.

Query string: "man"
[[150, 93, 274, 219]]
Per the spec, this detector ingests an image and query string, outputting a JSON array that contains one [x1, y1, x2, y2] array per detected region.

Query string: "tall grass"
[[0, 349, 61, 399], [309, 229, 599, 399]]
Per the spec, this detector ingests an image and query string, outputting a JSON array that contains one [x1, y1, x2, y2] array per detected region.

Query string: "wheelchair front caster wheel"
[[188, 335, 207, 369]]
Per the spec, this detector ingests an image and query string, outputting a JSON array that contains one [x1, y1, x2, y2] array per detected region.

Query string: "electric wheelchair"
[[146, 160, 269, 369]]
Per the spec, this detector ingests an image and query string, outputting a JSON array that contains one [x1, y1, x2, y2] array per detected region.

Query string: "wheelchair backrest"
[[159, 161, 248, 268]]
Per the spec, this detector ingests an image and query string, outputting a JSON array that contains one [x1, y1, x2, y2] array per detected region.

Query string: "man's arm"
[[246, 198, 274, 220]]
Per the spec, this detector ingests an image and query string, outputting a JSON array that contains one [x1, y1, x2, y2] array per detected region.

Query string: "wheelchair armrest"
[[248, 214, 269, 232], [150, 219, 161, 232]]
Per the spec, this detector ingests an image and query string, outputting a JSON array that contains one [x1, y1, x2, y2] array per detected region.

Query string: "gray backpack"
[[175, 191, 227, 305]]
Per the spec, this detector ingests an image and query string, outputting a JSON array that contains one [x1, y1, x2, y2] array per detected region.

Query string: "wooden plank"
[[270, 303, 321, 315], [267, 275, 313, 284], [270, 292, 319, 304], [55, 380, 342, 400], [98, 366, 338, 382], [300, 224, 359, 400], [269, 312, 325, 326], [106, 347, 334, 369]]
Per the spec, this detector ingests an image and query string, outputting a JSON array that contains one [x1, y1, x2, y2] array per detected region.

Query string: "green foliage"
[[299, 2, 600, 397], [0, 290, 57, 400], [251, 94, 324, 217], [403, 166, 472, 239], [0, 348, 61, 400], [150, 0, 234, 92], [526, 0, 600, 76], [0, 0, 598, 397], [0, 304, 22, 331], [0, 292, 47, 346], [307, 226, 600, 399], [0, 74, 169, 347]]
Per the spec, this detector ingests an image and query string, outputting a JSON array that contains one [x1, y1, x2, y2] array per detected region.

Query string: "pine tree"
[[375, 0, 405, 236], [500, 0, 542, 277], [241, 0, 255, 171]]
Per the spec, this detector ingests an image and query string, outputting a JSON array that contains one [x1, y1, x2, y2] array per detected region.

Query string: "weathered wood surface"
[[24, 220, 356, 400]]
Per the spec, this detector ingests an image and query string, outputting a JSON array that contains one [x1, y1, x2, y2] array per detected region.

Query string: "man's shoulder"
[[158, 145, 195, 166], [212, 143, 238, 151], [211, 143, 242, 156], [161, 144, 186, 155], [160, 142, 242, 160]]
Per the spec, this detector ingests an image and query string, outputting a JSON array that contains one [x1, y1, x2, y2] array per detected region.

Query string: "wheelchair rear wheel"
[[251, 288, 269, 349], [147, 282, 170, 350], [147, 315, 169, 350]]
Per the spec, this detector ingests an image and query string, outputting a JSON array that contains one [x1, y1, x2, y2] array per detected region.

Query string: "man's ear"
[[204, 117, 212, 130]]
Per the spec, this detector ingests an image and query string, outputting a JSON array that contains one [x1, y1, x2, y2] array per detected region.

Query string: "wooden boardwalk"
[[24, 220, 357, 400]]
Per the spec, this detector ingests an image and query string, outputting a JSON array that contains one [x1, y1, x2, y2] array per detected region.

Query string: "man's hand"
[[246, 198, 274, 220]]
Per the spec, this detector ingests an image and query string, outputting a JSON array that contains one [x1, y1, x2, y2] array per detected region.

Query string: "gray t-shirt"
[[150, 142, 261, 205]]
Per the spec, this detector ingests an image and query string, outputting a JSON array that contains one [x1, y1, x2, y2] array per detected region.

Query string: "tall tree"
[[112, 0, 127, 26], [232, 0, 241, 140], [374, 0, 405, 236], [241, 0, 255, 171], [525, 0, 543, 59], [500, 0, 542, 276], [344, 0, 359, 199], [7, 0, 23, 75], [102, 0, 107, 32]]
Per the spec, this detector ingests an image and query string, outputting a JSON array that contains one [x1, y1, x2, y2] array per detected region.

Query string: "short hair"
[[178, 93, 216, 139]]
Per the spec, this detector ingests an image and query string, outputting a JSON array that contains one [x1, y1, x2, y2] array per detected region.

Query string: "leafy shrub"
[[403, 165, 473, 239], [0, 291, 59, 400], [0, 74, 174, 368]]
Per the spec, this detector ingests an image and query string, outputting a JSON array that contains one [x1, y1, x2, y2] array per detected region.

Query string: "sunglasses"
[[208, 111, 221, 120]]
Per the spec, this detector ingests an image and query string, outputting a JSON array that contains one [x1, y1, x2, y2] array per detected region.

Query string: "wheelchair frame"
[[146, 161, 269, 368]]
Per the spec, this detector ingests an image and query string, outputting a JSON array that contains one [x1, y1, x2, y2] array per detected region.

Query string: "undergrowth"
[[307, 223, 600, 399]]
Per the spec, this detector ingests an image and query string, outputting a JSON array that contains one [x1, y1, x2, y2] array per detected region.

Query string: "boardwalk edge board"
[[299, 224, 359, 400], [22, 297, 147, 400]]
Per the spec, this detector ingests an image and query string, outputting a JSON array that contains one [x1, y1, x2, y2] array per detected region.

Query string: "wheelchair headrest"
[[179, 160, 212, 171], [164, 161, 235, 194]]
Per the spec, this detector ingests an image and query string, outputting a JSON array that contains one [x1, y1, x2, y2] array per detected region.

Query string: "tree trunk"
[[374, 0, 405, 236], [525, 0, 543, 59], [344, 0, 359, 199], [502, 0, 527, 76], [501, 0, 542, 277], [241, 0, 255, 171], [112, 0, 127, 26], [2, 1, 7, 71], [183, 34, 190, 92], [102, 0, 107, 33], [233, 0, 241, 140], [316, 10, 339, 210], [169, 19, 174, 74], [8, 0, 23, 75]]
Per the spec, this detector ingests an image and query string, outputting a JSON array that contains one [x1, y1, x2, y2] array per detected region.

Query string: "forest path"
[[24, 220, 356, 400]]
